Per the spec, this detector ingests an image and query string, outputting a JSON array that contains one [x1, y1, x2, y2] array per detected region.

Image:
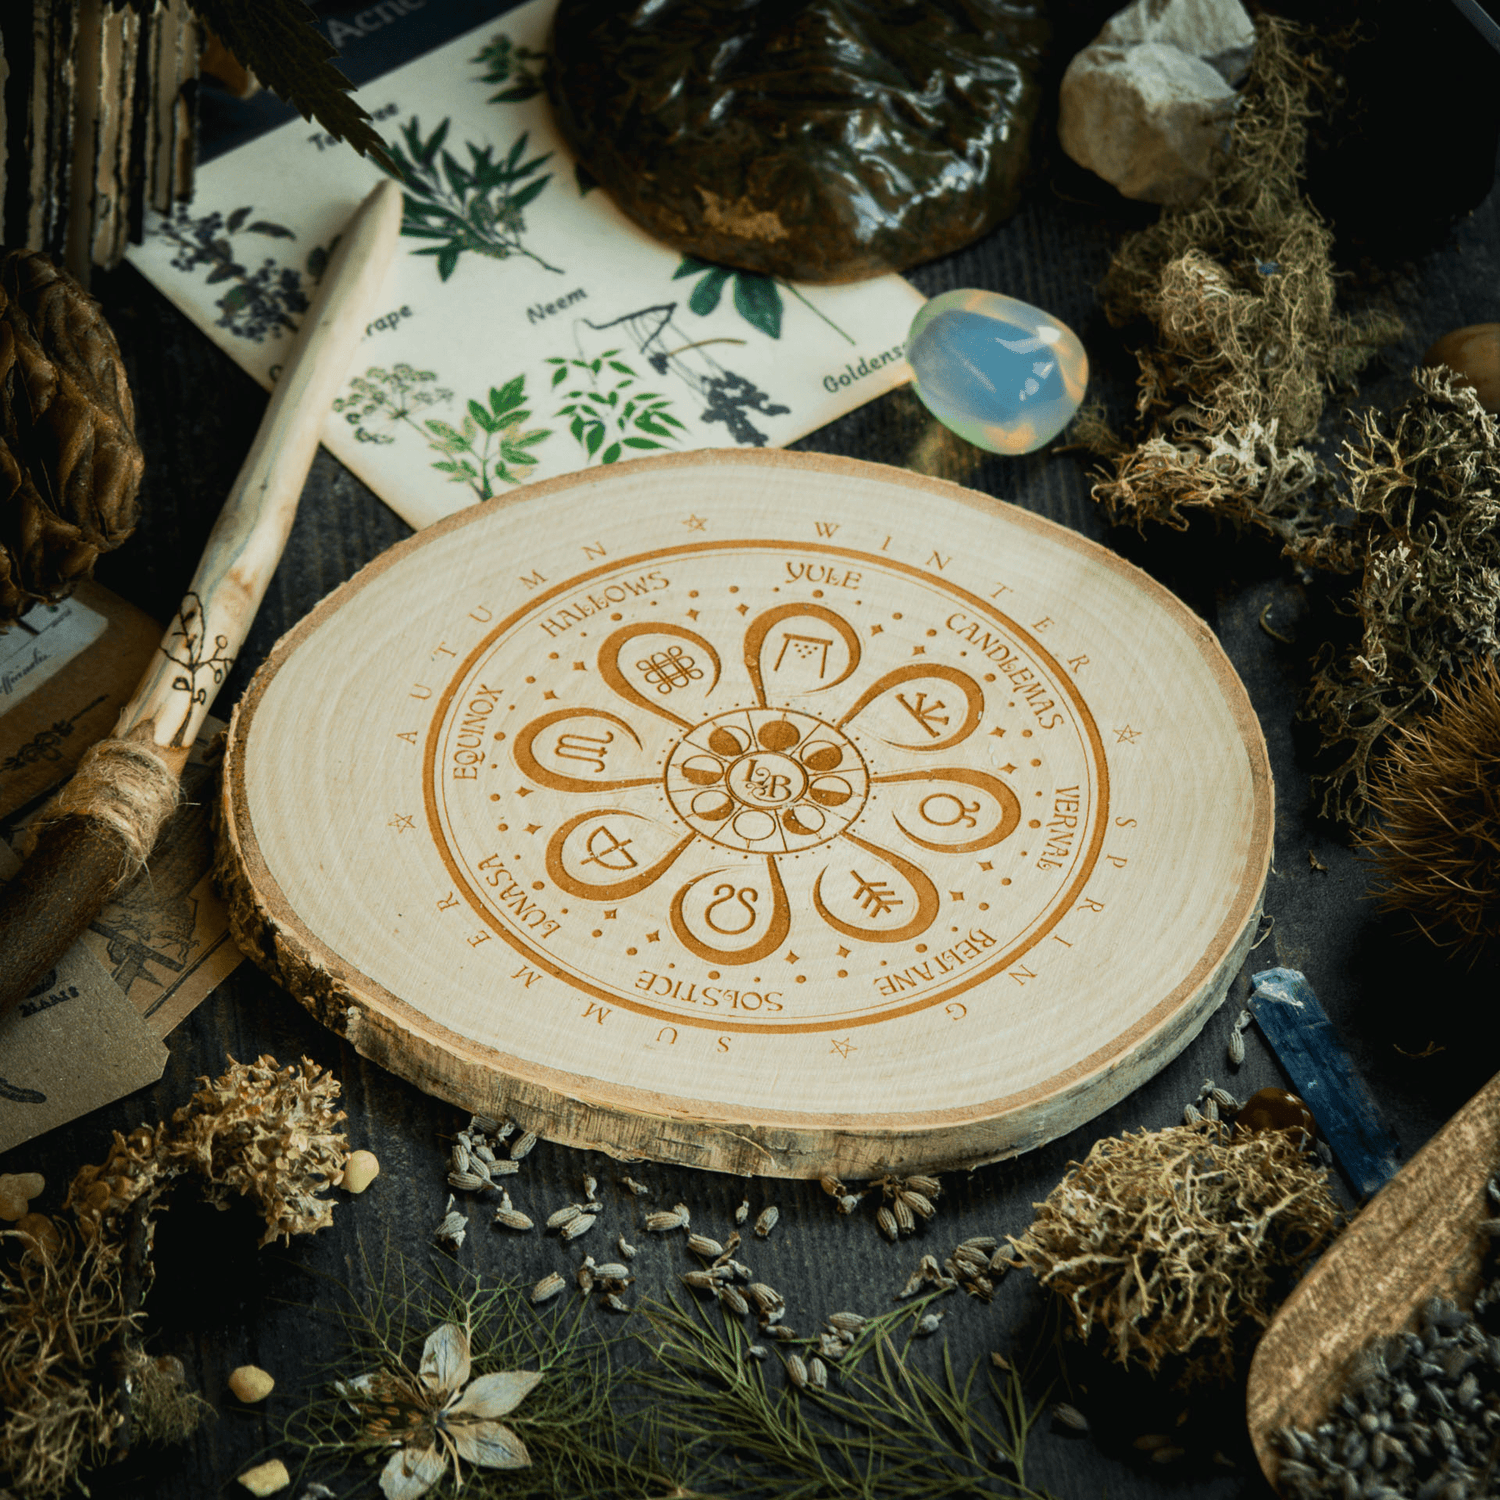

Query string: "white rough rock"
[[1097, 0, 1255, 83], [1060, 42, 1236, 205], [1059, 0, 1254, 205]]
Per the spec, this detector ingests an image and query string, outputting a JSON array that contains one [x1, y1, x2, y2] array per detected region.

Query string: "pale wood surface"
[[218, 450, 1272, 1178], [1247, 1067, 1500, 1485]]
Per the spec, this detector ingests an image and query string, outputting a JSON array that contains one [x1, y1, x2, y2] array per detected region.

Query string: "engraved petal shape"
[[835, 663, 984, 751], [670, 859, 792, 966], [877, 767, 1023, 853], [597, 622, 722, 728], [811, 832, 941, 944], [743, 603, 861, 706], [512, 708, 652, 792], [546, 809, 695, 901]]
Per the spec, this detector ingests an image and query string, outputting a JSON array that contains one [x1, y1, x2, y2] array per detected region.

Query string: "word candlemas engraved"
[[427, 543, 1109, 1034]]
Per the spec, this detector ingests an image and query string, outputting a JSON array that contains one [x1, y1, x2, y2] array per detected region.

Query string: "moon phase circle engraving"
[[219, 451, 1273, 1179], [664, 708, 867, 853]]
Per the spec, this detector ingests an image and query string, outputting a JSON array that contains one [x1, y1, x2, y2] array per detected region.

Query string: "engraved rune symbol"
[[580, 824, 638, 870], [637, 645, 702, 694], [895, 691, 948, 737], [773, 632, 833, 677], [850, 871, 902, 918], [554, 729, 614, 772]]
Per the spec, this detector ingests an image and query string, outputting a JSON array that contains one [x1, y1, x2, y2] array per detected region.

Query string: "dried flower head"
[[166, 1054, 348, 1246], [1358, 659, 1500, 954], [335, 1321, 539, 1499], [1009, 1122, 1340, 1385]]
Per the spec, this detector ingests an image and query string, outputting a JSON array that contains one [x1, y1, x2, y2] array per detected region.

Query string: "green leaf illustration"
[[733, 273, 782, 339]]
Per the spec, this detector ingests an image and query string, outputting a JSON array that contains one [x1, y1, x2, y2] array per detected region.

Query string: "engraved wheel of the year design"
[[431, 567, 1101, 1030], [219, 449, 1272, 1179]]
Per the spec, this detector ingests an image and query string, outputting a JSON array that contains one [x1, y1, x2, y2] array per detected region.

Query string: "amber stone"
[[549, 0, 1050, 284], [1235, 1087, 1316, 1142]]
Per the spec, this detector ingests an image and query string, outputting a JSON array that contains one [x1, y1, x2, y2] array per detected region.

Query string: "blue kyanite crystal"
[[907, 289, 1088, 455]]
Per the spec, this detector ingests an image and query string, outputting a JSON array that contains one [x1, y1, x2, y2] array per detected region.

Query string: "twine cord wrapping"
[[31, 738, 181, 875]]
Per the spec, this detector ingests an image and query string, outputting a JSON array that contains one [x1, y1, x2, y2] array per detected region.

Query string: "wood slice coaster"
[[218, 451, 1272, 1178]]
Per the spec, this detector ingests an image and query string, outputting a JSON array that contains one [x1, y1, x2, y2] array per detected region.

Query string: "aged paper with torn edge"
[[0, 842, 168, 1155], [125, 0, 925, 533]]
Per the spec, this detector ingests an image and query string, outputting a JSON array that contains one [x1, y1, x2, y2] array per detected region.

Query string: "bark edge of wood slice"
[[217, 449, 1272, 1178]]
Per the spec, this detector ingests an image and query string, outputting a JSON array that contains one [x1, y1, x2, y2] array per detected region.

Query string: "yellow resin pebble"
[[16, 1212, 60, 1256], [0, 1171, 44, 1221], [340, 1149, 380, 1194], [228, 1365, 275, 1403], [237, 1458, 290, 1496]]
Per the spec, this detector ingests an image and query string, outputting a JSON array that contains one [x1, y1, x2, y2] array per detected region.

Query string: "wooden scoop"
[[1246, 1067, 1500, 1486]]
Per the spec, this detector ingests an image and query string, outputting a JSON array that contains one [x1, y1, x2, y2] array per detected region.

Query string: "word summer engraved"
[[427, 545, 1108, 1033]]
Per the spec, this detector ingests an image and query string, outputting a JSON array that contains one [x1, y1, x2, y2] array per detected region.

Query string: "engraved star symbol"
[[686, 609, 700, 620], [525, 823, 542, 834], [836, 946, 850, 958], [388, 813, 415, 832], [736, 603, 749, 615], [989, 727, 1006, 738], [785, 951, 800, 964], [646, 930, 661, 943], [830, 1039, 857, 1059], [978, 862, 994, 872], [543, 690, 558, 700], [911, 645, 926, 656], [949, 891, 965, 901], [572, 661, 586, 671], [683, 514, 706, 531], [1000, 763, 1017, 774], [870, 624, 884, 635], [604, 909, 617, 920], [1115, 724, 1141, 744]]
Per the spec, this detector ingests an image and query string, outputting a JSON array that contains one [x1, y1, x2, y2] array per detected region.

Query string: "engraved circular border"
[[424, 540, 1110, 1032]]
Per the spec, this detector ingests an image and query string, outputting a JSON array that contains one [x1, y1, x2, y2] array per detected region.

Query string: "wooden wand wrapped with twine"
[[0, 179, 402, 1015]]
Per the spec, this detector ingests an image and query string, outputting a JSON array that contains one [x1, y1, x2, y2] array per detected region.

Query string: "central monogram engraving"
[[664, 708, 867, 854]]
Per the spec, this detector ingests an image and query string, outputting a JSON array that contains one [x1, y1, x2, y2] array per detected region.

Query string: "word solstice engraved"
[[220, 452, 1272, 1179]]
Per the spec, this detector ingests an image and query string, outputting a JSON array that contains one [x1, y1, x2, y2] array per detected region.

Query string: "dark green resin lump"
[[550, 0, 1049, 284]]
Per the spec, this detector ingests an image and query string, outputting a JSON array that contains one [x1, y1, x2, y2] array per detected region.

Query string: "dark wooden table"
[[6, 18, 1500, 1495]]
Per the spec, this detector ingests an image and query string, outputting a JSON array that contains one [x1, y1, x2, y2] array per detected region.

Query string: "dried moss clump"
[[1358, 659, 1500, 955], [1086, 19, 1399, 567], [1008, 1123, 1340, 1386], [1, 1054, 347, 1498], [1304, 370, 1500, 822]]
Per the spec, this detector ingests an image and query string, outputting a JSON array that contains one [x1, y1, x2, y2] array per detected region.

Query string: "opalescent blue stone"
[[907, 289, 1089, 455]]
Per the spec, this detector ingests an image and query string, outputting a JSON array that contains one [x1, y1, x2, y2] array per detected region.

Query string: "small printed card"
[[125, 0, 924, 532]]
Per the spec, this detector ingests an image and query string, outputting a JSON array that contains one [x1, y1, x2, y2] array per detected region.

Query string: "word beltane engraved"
[[430, 544, 1108, 1032]]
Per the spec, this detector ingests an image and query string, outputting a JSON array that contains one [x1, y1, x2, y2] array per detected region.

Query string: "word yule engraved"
[[427, 544, 1108, 1032]]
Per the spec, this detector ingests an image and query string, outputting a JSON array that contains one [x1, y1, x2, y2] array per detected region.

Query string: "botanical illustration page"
[[126, 0, 926, 531]]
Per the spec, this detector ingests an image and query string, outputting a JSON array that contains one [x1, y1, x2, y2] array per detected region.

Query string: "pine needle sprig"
[[281, 1243, 681, 1498], [638, 1293, 1061, 1500]]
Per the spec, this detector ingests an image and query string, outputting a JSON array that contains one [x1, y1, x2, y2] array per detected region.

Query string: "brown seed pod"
[[1358, 660, 1500, 956], [0, 251, 143, 620]]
